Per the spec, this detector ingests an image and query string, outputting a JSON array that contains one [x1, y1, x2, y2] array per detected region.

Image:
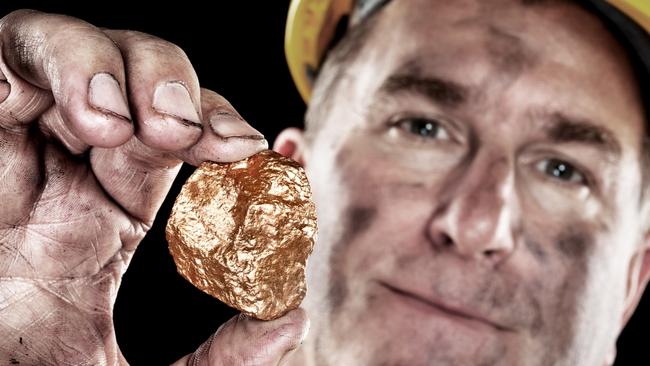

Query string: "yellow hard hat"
[[285, 0, 650, 102]]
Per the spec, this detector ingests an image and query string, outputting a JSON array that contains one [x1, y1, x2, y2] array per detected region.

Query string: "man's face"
[[298, 0, 648, 365]]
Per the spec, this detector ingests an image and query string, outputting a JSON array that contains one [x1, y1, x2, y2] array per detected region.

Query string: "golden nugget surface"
[[166, 150, 317, 320]]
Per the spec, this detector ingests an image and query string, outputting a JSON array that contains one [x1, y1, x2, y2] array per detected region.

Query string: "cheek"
[[334, 143, 436, 230], [518, 216, 630, 352], [310, 142, 437, 270]]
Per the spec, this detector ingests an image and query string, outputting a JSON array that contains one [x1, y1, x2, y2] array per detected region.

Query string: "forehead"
[[350, 0, 645, 142], [377, 0, 614, 55]]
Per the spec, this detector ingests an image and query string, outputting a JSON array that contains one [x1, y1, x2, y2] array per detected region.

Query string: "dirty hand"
[[0, 9, 300, 365]]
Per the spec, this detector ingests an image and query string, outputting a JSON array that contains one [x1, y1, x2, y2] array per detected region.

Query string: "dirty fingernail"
[[88, 73, 132, 121], [210, 113, 265, 140], [153, 82, 201, 128]]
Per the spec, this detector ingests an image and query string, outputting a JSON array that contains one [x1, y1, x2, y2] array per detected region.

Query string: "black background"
[[0, 1, 646, 365]]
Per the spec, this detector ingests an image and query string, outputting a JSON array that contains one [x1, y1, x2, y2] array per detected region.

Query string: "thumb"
[[172, 308, 310, 366]]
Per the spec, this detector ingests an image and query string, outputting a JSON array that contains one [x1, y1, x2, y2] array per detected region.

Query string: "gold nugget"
[[166, 150, 317, 320]]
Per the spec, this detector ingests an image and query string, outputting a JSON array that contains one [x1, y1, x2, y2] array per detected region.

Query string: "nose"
[[427, 151, 517, 263]]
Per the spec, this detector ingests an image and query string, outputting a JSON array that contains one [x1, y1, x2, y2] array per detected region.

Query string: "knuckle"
[[0, 11, 124, 72], [153, 40, 188, 60], [201, 88, 228, 103], [16, 17, 121, 70], [0, 9, 40, 30], [201, 88, 237, 113], [48, 23, 116, 51], [117, 30, 189, 62]]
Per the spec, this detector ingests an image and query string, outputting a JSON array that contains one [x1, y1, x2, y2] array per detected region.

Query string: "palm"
[[0, 10, 267, 365], [0, 124, 181, 364]]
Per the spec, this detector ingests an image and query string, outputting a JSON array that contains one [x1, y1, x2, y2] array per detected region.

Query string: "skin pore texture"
[[1, 1, 649, 364], [274, 0, 650, 365]]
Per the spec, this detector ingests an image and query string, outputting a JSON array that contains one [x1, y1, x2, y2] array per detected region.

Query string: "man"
[[0, 0, 648, 365]]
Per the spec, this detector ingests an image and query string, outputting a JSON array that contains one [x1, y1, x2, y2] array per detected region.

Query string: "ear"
[[621, 234, 650, 328], [273, 127, 309, 167]]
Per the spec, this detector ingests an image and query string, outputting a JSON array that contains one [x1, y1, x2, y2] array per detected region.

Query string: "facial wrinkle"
[[485, 25, 535, 76]]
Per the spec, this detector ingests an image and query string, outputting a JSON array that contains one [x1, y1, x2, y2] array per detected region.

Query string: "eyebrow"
[[380, 73, 468, 108], [378, 65, 623, 156], [543, 113, 622, 156]]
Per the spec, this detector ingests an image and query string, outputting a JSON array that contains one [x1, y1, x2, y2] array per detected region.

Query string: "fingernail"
[[88, 73, 132, 121], [210, 113, 265, 140], [153, 82, 201, 128]]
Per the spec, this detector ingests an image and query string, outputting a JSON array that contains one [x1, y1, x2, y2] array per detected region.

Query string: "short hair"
[[303, 7, 381, 140]]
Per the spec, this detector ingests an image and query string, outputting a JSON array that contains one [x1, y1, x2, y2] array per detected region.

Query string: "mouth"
[[380, 282, 512, 333]]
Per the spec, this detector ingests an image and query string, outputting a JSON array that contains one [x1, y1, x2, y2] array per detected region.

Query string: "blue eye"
[[398, 118, 450, 140], [536, 158, 585, 184]]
